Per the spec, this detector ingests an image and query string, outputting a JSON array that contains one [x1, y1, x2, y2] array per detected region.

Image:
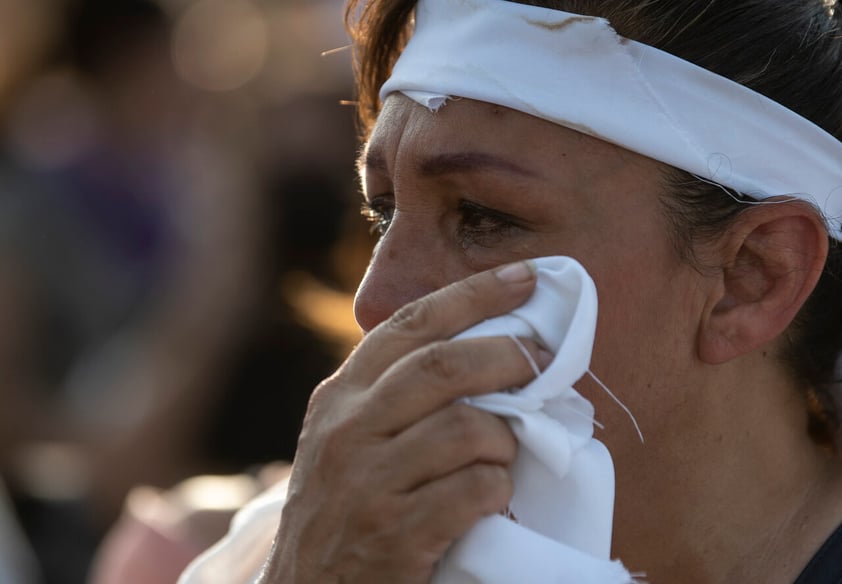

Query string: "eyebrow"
[[360, 148, 540, 179], [418, 152, 540, 178], [360, 148, 387, 174]]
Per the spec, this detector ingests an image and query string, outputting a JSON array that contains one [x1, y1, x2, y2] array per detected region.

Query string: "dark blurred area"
[[0, 0, 371, 582]]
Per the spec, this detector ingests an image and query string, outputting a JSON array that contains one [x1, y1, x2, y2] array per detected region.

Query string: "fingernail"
[[537, 348, 554, 369], [495, 260, 535, 283]]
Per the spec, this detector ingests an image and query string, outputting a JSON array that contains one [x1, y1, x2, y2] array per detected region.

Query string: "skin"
[[262, 94, 842, 583]]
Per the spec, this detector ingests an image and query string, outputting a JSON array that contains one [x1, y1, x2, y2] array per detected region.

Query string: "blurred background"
[[0, 0, 372, 581]]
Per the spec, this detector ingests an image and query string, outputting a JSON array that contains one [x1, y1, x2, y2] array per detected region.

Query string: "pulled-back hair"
[[345, 0, 842, 447]]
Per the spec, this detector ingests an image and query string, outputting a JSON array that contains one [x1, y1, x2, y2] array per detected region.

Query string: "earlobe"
[[697, 202, 829, 365]]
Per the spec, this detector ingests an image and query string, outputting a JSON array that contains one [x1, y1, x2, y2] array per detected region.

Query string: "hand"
[[260, 261, 550, 584]]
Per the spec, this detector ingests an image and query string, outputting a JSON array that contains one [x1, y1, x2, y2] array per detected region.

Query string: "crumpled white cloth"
[[179, 256, 632, 583], [380, 0, 842, 240], [433, 256, 632, 583]]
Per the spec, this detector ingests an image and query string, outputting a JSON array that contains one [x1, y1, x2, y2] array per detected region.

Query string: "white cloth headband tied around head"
[[379, 0, 842, 240]]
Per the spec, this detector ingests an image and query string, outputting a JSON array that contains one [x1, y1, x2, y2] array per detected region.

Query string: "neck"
[[609, 354, 842, 584]]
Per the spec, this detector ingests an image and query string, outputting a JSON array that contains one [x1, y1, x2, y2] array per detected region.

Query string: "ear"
[[697, 201, 829, 365]]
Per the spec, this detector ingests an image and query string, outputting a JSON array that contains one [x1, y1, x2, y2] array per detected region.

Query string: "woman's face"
[[354, 93, 713, 487]]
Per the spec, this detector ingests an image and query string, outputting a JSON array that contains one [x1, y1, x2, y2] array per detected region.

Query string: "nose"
[[353, 219, 448, 333]]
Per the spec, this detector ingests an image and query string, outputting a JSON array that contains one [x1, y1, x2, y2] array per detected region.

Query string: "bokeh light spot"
[[171, 0, 268, 92]]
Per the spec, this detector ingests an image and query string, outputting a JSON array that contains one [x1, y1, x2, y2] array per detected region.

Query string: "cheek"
[[593, 262, 694, 369], [579, 218, 694, 365], [583, 258, 704, 434]]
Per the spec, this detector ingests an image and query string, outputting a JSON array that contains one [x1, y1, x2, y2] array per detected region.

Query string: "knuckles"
[[297, 380, 369, 468], [279, 268, 524, 581], [416, 341, 469, 385], [453, 275, 485, 307], [302, 372, 350, 422], [388, 296, 434, 335], [446, 404, 499, 454], [464, 464, 513, 514], [384, 272, 491, 338]]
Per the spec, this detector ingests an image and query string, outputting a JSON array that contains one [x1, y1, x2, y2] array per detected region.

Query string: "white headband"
[[379, 0, 842, 240]]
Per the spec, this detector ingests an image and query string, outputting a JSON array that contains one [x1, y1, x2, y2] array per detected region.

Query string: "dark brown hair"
[[345, 0, 842, 446]]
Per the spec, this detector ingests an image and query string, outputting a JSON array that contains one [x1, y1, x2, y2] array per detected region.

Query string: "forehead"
[[363, 93, 661, 193]]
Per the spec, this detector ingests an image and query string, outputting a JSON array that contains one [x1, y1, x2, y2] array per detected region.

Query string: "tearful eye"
[[360, 195, 395, 236], [456, 200, 521, 248]]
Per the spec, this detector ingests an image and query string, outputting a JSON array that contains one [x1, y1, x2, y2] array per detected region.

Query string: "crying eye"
[[455, 200, 521, 248]]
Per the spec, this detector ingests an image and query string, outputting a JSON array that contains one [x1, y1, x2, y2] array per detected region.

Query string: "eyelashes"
[[360, 196, 394, 236], [360, 196, 522, 248], [454, 200, 521, 248]]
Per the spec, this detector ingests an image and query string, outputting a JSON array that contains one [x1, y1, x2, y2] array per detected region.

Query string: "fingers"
[[264, 262, 540, 582], [344, 260, 537, 386], [361, 335, 551, 435], [406, 463, 514, 553], [385, 404, 518, 492]]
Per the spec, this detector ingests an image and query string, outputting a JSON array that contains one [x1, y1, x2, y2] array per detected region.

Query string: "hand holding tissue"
[[433, 256, 635, 584]]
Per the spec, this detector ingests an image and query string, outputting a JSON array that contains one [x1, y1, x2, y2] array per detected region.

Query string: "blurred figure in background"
[[0, 0, 367, 582]]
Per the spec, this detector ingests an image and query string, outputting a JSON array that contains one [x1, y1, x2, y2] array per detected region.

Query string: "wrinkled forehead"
[[361, 93, 643, 181], [358, 93, 668, 217]]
